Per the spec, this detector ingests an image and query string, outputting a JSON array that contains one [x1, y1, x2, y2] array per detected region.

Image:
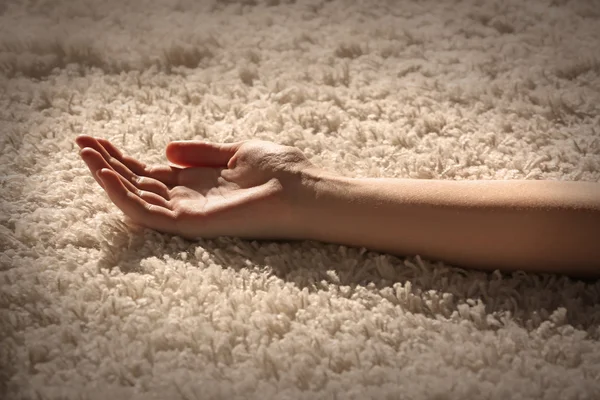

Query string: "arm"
[[291, 168, 600, 277], [77, 136, 600, 277]]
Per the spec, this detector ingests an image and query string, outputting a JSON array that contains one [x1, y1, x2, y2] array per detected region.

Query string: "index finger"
[[96, 137, 182, 186]]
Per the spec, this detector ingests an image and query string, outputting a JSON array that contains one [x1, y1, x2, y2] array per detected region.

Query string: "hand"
[[75, 135, 316, 239]]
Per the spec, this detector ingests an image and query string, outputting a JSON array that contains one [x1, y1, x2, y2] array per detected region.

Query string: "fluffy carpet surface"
[[1, 0, 600, 398]]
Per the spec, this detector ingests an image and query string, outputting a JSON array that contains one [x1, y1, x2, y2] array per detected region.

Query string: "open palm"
[[76, 135, 309, 239]]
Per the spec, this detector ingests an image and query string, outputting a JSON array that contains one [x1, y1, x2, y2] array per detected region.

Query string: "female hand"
[[76, 135, 315, 240]]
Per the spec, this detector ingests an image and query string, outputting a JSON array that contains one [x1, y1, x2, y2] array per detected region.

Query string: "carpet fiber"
[[1, 0, 600, 398]]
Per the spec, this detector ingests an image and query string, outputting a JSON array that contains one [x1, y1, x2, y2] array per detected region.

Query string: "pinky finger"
[[96, 168, 178, 234]]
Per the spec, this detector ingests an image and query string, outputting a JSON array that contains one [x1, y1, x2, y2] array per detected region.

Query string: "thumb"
[[166, 141, 241, 167]]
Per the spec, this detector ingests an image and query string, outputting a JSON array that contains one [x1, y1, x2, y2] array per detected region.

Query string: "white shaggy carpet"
[[1, 0, 600, 398]]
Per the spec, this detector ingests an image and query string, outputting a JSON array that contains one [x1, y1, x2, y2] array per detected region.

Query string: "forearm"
[[293, 170, 600, 276]]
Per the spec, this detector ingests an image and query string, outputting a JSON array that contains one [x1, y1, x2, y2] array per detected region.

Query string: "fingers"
[[78, 147, 107, 190], [80, 147, 171, 204], [76, 135, 175, 195], [96, 137, 181, 187], [165, 140, 242, 168], [96, 169, 178, 233], [96, 138, 147, 175]]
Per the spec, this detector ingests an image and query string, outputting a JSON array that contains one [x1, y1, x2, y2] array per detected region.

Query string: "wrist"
[[284, 166, 356, 241]]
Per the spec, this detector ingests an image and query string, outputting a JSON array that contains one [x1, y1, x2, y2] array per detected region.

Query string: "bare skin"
[[75, 135, 309, 240], [76, 135, 600, 277]]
